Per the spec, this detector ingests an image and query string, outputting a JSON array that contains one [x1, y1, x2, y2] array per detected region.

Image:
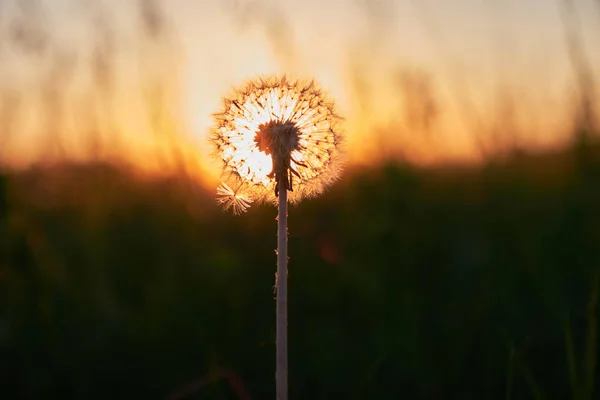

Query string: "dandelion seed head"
[[210, 76, 344, 207]]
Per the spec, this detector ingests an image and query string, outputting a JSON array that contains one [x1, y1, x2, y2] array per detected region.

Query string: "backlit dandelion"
[[210, 76, 343, 206], [209, 75, 344, 400]]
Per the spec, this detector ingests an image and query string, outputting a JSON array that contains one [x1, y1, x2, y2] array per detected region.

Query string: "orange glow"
[[0, 0, 598, 181]]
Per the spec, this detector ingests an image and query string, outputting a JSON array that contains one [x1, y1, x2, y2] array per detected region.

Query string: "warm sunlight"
[[2, 2, 600, 399], [0, 0, 598, 179]]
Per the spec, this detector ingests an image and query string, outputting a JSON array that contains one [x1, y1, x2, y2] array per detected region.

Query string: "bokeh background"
[[1, 0, 600, 398]]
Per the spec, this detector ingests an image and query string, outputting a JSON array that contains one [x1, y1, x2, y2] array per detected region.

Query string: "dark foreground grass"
[[1, 143, 599, 399]]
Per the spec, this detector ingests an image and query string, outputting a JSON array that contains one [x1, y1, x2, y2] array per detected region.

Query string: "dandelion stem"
[[276, 179, 288, 400]]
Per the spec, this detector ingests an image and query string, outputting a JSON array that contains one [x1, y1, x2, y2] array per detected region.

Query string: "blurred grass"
[[0, 141, 599, 399]]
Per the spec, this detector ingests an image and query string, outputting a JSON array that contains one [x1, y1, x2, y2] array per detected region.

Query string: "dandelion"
[[209, 75, 343, 400], [210, 76, 343, 205]]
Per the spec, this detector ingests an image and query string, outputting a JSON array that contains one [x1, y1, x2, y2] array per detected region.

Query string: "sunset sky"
[[0, 0, 599, 174]]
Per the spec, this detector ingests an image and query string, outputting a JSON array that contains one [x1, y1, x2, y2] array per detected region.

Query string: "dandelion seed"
[[216, 182, 253, 215]]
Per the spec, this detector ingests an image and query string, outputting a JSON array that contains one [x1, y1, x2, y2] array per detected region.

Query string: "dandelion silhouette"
[[210, 76, 343, 399]]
